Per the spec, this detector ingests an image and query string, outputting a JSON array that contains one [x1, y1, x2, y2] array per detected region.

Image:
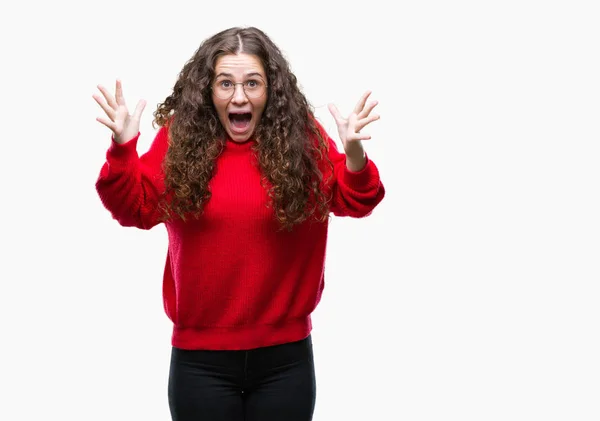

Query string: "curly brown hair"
[[153, 26, 333, 230]]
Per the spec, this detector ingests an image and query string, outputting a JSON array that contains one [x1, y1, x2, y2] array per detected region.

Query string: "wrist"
[[345, 142, 367, 172]]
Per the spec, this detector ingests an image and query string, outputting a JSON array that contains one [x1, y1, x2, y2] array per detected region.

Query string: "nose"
[[231, 84, 248, 105]]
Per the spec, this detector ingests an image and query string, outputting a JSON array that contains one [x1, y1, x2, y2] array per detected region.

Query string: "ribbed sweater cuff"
[[107, 132, 141, 162], [340, 154, 380, 191]]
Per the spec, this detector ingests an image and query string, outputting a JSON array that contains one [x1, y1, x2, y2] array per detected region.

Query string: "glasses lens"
[[213, 81, 267, 99], [244, 81, 266, 99], [246, 88, 265, 98]]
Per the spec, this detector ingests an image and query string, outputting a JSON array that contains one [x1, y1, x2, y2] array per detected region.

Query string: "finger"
[[353, 91, 372, 114], [115, 79, 127, 107], [358, 100, 379, 119], [96, 116, 117, 132], [97, 84, 118, 110], [356, 114, 380, 132], [92, 94, 116, 121], [328, 103, 344, 123], [131, 99, 147, 121]]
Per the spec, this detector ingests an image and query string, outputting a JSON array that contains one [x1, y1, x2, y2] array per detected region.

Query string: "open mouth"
[[228, 112, 252, 132]]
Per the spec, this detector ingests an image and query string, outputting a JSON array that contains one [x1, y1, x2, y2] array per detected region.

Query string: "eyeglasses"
[[212, 78, 268, 100]]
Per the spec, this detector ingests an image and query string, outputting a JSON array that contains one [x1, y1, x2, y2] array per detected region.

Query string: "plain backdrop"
[[1, 0, 599, 420]]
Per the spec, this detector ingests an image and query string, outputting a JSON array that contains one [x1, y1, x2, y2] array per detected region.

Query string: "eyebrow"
[[215, 72, 265, 79]]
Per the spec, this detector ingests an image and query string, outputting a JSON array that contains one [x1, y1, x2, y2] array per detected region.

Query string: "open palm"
[[93, 79, 146, 145], [328, 91, 380, 151]]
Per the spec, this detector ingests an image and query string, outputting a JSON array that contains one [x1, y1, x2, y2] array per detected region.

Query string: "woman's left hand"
[[328, 91, 380, 153]]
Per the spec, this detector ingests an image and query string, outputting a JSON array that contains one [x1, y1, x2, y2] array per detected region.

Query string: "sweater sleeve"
[[95, 126, 169, 230], [315, 120, 385, 218]]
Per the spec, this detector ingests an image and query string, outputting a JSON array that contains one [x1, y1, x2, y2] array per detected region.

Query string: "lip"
[[228, 112, 254, 135], [228, 120, 253, 136], [230, 123, 252, 134]]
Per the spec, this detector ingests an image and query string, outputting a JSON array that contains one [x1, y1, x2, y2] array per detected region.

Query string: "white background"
[[1, 0, 599, 420]]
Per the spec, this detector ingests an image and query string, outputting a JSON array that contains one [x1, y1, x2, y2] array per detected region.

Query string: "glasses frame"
[[211, 78, 268, 100]]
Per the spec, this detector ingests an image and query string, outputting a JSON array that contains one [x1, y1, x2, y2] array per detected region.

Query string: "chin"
[[227, 131, 251, 143]]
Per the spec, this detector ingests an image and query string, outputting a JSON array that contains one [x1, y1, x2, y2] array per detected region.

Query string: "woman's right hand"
[[93, 79, 146, 145]]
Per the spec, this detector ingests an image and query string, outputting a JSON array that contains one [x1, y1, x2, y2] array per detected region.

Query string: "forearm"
[[96, 132, 166, 229], [344, 141, 367, 172]]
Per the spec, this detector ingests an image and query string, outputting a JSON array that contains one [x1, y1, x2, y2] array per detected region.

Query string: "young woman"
[[94, 26, 385, 421]]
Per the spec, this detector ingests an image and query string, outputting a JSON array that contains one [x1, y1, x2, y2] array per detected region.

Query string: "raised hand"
[[327, 91, 380, 152], [93, 79, 146, 145]]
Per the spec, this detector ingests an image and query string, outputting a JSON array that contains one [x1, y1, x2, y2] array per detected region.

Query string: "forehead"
[[214, 53, 265, 77]]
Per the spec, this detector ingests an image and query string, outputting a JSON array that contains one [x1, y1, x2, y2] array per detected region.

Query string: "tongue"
[[230, 114, 251, 130]]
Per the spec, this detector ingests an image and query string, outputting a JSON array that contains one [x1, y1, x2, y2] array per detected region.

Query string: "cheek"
[[254, 99, 267, 118], [212, 96, 227, 115], [214, 106, 230, 126]]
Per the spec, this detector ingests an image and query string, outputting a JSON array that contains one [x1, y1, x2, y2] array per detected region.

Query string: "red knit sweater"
[[96, 120, 385, 350]]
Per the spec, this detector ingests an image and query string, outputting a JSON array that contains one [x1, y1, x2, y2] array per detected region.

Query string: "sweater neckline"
[[224, 137, 256, 153]]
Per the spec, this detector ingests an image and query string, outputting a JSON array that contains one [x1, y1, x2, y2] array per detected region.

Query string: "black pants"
[[168, 335, 316, 421]]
